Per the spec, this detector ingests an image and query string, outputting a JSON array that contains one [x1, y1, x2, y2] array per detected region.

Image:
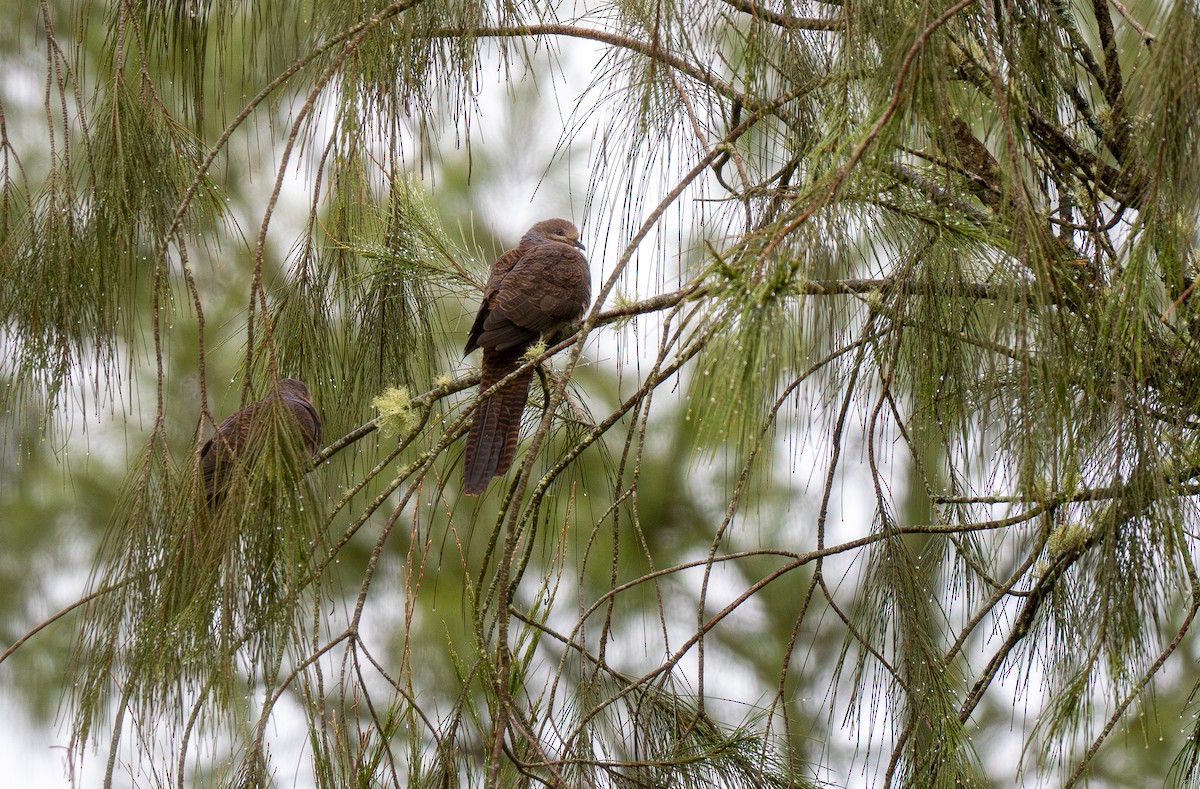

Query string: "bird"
[[199, 378, 323, 503], [462, 218, 591, 495]]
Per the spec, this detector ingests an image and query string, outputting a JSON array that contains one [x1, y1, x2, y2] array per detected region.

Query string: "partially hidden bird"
[[199, 378, 324, 503], [462, 218, 591, 495]]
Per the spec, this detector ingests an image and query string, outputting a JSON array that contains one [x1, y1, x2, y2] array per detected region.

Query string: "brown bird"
[[462, 219, 591, 495], [199, 378, 323, 503]]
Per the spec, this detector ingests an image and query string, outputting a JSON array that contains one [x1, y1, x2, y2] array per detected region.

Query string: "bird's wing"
[[199, 404, 259, 491], [477, 244, 590, 350], [284, 396, 324, 452], [464, 245, 526, 355]]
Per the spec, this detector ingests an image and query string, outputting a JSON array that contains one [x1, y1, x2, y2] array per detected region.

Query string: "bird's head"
[[277, 378, 312, 401], [529, 218, 585, 251]]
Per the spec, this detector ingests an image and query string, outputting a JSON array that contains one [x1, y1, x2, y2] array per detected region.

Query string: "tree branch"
[[717, 0, 841, 30]]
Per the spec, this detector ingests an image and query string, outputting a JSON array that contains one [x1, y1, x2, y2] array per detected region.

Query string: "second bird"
[[463, 218, 591, 495], [200, 378, 323, 504]]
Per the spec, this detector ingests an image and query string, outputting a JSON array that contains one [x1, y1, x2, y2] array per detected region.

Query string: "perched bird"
[[199, 378, 323, 503], [462, 219, 591, 495]]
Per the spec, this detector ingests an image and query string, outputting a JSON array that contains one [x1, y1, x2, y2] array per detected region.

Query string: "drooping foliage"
[[2, 1, 1199, 787]]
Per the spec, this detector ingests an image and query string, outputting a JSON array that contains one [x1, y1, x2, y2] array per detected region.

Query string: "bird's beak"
[[573, 239, 586, 250]]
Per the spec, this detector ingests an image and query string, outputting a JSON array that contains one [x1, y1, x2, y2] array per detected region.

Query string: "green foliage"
[[70, 405, 325, 761], [3, 0, 1200, 788], [269, 171, 464, 428]]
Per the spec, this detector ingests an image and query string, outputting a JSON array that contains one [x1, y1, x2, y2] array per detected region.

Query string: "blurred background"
[[2, 1, 1197, 787]]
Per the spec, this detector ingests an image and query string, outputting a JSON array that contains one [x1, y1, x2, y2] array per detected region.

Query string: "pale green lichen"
[[521, 339, 547, 362], [434, 373, 452, 388], [610, 292, 638, 328], [372, 386, 420, 437], [1047, 521, 1088, 557]]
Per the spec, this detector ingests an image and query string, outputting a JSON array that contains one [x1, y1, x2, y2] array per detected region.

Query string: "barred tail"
[[464, 348, 533, 495]]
